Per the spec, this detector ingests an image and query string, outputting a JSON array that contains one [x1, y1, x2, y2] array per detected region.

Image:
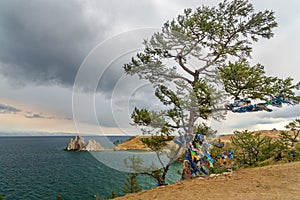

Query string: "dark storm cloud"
[[0, 103, 21, 114], [0, 0, 163, 92], [96, 51, 143, 95], [0, 0, 108, 87]]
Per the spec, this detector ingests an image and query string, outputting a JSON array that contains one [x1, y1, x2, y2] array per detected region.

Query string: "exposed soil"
[[115, 161, 300, 200]]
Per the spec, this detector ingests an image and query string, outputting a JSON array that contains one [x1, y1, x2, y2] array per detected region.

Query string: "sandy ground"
[[115, 161, 300, 200]]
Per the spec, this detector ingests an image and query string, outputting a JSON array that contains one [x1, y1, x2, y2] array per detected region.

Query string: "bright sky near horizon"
[[0, 0, 299, 136]]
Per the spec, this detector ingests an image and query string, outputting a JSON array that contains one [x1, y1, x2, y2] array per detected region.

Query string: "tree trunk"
[[186, 72, 199, 142], [160, 165, 170, 185]]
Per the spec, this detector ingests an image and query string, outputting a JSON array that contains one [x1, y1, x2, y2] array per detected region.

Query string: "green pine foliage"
[[195, 123, 217, 138], [218, 59, 267, 100], [122, 173, 142, 194], [285, 119, 300, 147], [218, 59, 300, 101], [123, 155, 163, 185], [231, 130, 286, 167], [141, 136, 174, 151]]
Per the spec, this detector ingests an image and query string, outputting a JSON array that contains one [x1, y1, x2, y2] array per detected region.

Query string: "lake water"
[[0, 136, 181, 200]]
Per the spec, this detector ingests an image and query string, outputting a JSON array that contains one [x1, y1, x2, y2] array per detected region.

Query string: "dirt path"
[[116, 161, 300, 200]]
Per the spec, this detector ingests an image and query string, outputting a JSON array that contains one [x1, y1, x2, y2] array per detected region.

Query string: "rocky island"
[[65, 135, 103, 151]]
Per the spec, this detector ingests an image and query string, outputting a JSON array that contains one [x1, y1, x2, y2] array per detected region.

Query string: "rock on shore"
[[65, 136, 103, 151]]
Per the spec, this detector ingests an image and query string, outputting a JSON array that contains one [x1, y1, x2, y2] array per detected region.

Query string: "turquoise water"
[[0, 136, 181, 200]]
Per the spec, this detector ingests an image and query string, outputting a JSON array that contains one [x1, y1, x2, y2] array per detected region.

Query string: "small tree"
[[231, 130, 285, 166], [124, 0, 299, 182], [124, 155, 163, 185], [122, 173, 142, 194], [0, 193, 3, 200], [285, 119, 300, 147]]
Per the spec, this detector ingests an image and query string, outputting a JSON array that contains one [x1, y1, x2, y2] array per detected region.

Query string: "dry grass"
[[116, 161, 300, 200], [114, 136, 151, 150]]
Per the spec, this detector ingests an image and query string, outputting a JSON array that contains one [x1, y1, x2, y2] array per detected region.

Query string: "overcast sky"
[[0, 0, 299, 136]]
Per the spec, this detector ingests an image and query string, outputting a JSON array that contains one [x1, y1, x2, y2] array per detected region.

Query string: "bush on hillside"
[[231, 130, 286, 167]]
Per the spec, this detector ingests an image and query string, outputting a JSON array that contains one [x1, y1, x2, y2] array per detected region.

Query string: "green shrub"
[[231, 130, 286, 167], [122, 173, 141, 194]]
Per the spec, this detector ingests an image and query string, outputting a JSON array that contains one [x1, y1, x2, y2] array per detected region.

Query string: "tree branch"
[[162, 73, 193, 84], [155, 151, 166, 170], [177, 55, 196, 76]]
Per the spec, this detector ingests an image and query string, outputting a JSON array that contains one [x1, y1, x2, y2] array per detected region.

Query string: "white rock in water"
[[84, 139, 103, 151], [65, 135, 85, 151], [65, 136, 103, 151]]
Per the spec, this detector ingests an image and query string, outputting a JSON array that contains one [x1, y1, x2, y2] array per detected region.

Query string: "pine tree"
[[231, 130, 285, 166], [285, 119, 300, 147], [124, 0, 299, 183], [122, 173, 142, 194]]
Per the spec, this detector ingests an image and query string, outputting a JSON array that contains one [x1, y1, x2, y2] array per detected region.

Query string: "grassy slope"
[[116, 161, 300, 200]]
